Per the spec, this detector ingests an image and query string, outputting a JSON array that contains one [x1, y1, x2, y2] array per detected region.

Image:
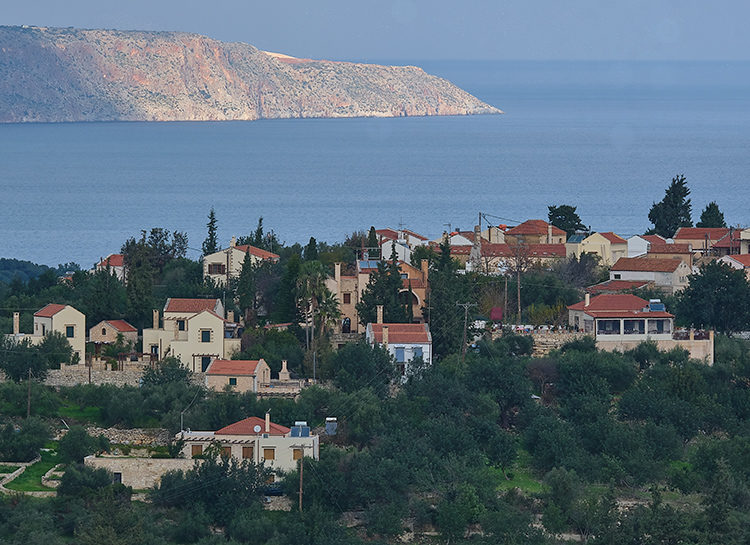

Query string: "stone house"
[[88, 319, 138, 346], [85, 456, 195, 489], [203, 237, 280, 286], [610, 257, 691, 294], [7, 304, 86, 364], [142, 298, 240, 372], [180, 415, 319, 482], [205, 358, 272, 393]]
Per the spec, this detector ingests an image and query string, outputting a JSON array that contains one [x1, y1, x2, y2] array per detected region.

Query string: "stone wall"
[[85, 455, 198, 489], [44, 367, 143, 387], [85, 427, 171, 446]]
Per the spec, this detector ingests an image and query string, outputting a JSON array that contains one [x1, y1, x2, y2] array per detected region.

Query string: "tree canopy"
[[696, 201, 727, 228], [548, 204, 586, 238], [647, 174, 693, 237], [201, 207, 219, 256]]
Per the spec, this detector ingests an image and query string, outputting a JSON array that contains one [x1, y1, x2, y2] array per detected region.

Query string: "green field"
[[5, 451, 58, 492], [497, 450, 546, 494], [59, 403, 103, 425]]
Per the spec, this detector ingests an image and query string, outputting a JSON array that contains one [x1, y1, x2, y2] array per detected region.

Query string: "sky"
[[3, 0, 749, 61]]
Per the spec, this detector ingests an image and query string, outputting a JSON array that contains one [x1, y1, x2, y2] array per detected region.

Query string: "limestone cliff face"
[[0, 26, 501, 123]]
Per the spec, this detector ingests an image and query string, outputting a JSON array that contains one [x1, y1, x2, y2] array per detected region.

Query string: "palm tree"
[[296, 261, 328, 352], [316, 289, 342, 337]]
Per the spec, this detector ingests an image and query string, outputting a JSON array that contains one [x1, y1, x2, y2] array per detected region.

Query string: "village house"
[[377, 228, 428, 263], [610, 257, 691, 294], [205, 358, 272, 393], [93, 253, 126, 282], [366, 306, 433, 379], [504, 220, 566, 245], [566, 232, 628, 266], [181, 415, 319, 481], [586, 279, 651, 295], [645, 241, 694, 268], [719, 254, 750, 280], [142, 298, 241, 372], [7, 304, 86, 364], [710, 229, 744, 257], [673, 227, 732, 255], [202, 237, 280, 286], [567, 293, 714, 363], [88, 319, 138, 346]]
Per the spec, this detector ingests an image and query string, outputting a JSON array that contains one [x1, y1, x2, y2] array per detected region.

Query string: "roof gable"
[[34, 303, 67, 317], [235, 245, 280, 260], [598, 232, 627, 245], [568, 294, 649, 312], [207, 359, 262, 376], [611, 257, 682, 273], [98, 254, 124, 267], [726, 254, 750, 268], [105, 319, 137, 332], [164, 298, 220, 314], [369, 323, 431, 344], [506, 220, 566, 237]]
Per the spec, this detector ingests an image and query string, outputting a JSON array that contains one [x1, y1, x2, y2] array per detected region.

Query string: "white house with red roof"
[[719, 254, 750, 280], [142, 298, 240, 372], [93, 254, 125, 282], [504, 220, 566, 245], [610, 257, 691, 294], [205, 358, 271, 393], [180, 415, 319, 479], [568, 293, 714, 363], [6, 304, 86, 364], [627, 235, 666, 258], [377, 227, 428, 263], [88, 319, 138, 346], [365, 310, 432, 379], [202, 237, 280, 286]]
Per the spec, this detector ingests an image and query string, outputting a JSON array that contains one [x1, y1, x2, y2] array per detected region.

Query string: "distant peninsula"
[[0, 26, 501, 123]]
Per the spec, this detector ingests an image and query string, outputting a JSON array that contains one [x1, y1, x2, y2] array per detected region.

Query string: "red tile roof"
[[215, 416, 290, 436], [568, 294, 649, 312], [642, 235, 666, 245], [402, 229, 428, 241], [442, 243, 566, 258], [164, 298, 220, 313], [599, 232, 627, 244], [206, 359, 262, 376], [711, 232, 742, 249], [369, 323, 431, 344], [586, 309, 674, 319], [725, 254, 750, 267], [98, 254, 124, 267], [105, 319, 137, 332], [235, 245, 280, 260], [674, 227, 729, 242], [34, 303, 67, 317], [611, 257, 682, 273], [648, 243, 693, 255], [506, 220, 566, 237], [375, 228, 399, 241], [587, 280, 651, 294], [402, 278, 425, 289]]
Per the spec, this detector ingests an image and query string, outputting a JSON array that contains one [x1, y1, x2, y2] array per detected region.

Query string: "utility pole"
[[457, 302, 477, 363], [516, 264, 521, 325], [504, 276, 508, 324], [26, 368, 32, 418], [298, 457, 304, 512]]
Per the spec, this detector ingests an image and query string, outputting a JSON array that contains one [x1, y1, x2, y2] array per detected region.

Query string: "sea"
[[1, 60, 749, 267]]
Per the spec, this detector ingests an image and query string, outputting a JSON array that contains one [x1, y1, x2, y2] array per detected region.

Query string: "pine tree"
[[367, 226, 379, 259], [696, 201, 727, 228], [202, 208, 219, 256], [356, 245, 408, 325], [304, 237, 318, 261], [647, 174, 693, 237], [236, 251, 256, 323]]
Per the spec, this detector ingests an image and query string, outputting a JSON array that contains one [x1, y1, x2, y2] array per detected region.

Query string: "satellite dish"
[[253, 425, 262, 433]]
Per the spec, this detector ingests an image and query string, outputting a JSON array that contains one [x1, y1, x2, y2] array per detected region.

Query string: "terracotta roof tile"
[[34, 303, 67, 317], [506, 220, 566, 237], [105, 319, 137, 332], [642, 235, 666, 245], [648, 243, 693, 255], [725, 254, 750, 267], [235, 245, 280, 260], [370, 323, 431, 344], [215, 416, 290, 436], [599, 232, 627, 244], [586, 309, 674, 319], [98, 254, 124, 267], [611, 257, 682, 273], [673, 227, 729, 241], [587, 280, 651, 294], [568, 294, 649, 312], [207, 359, 262, 376], [164, 298, 220, 313]]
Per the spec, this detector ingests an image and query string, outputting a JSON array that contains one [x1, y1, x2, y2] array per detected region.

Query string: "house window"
[[229, 377, 237, 386], [42, 324, 46, 335], [263, 448, 275, 461], [613, 274, 621, 280], [201, 329, 211, 343], [597, 320, 621, 335], [343, 293, 351, 304], [102, 327, 107, 336], [221, 446, 232, 458], [66, 325, 75, 338], [150, 344, 159, 355], [177, 320, 186, 331], [242, 446, 254, 460], [293, 448, 303, 461], [113, 472, 122, 484], [414, 347, 423, 359], [191, 444, 203, 457], [208, 263, 226, 275], [395, 347, 405, 362], [201, 357, 212, 372]]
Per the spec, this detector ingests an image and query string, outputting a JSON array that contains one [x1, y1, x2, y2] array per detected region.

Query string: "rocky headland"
[[0, 26, 501, 123]]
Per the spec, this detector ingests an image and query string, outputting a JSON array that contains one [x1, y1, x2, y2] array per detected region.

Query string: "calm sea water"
[[1, 61, 749, 267]]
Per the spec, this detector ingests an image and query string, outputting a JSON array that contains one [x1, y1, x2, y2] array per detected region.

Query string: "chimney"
[[584, 292, 590, 307], [230, 236, 236, 248], [376, 305, 384, 324], [227, 310, 235, 323], [421, 258, 429, 284], [279, 359, 290, 381], [265, 411, 270, 433], [152, 309, 159, 330], [382, 325, 389, 347], [334, 262, 341, 286], [547, 224, 553, 244], [12, 312, 19, 335]]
